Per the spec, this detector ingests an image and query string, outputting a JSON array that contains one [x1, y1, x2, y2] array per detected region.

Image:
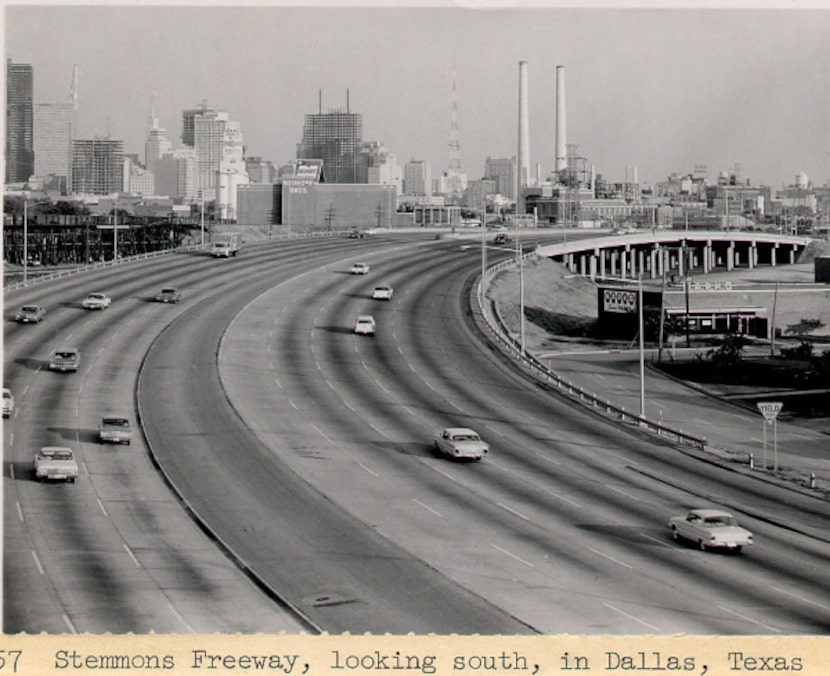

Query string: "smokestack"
[[555, 65, 567, 175], [318, 89, 322, 114], [517, 61, 530, 209], [347, 88, 350, 113]]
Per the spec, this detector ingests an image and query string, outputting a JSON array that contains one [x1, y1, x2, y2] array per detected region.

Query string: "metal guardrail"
[[474, 252, 709, 451], [2, 229, 349, 294]]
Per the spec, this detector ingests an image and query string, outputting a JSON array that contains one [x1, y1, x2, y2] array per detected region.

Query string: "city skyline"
[[5, 3, 830, 190]]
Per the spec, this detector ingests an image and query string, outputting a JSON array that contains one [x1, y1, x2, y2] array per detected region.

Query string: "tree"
[[706, 332, 746, 369]]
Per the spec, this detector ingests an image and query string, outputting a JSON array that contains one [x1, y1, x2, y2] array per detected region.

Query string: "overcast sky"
[[5, 2, 829, 189]]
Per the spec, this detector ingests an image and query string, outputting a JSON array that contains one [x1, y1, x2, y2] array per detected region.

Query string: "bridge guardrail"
[[474, 252, 709, 451]]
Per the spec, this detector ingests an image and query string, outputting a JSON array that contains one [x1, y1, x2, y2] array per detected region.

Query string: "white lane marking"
[[402, 406, 417, 417], [588, 546, 633, 569], [547, 489, 580, 508], [693, 418, 713, 427], [640, 532, 673, 548], [343, 400, 356, 411], [97, 498, 108, 516], [62, 614, 78, 634], [289, 399, 298, 410], [275, 377, 282, 388], [22, 383, 30, 396], [123, 543, 141, 568], [427, 463, 457, 483], [167, 602, 195, 632], [606, 484, 640, 501], [358, 463, 379, 478], [717, 604, 781, 633], [269, 359, 274, 370], [492, 543, 534, 568], [325, 379, 335, 390], [16, 502, 24, 522], [447, 400, 463, 411], [31, 549, 45, 575], [413, 499, 443, 518], [603, 602, 662, 632], [9, 462, 15, 479], [310, 423, 332, 443], [769, 586, 830, 611], [497, 502, 531, 521]]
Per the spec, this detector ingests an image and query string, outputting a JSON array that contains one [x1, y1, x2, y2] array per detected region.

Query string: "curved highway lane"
[[5, 233, 830, 634]]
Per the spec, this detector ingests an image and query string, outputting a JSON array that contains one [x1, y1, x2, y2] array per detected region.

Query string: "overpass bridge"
[[536, 230, 812, 280]]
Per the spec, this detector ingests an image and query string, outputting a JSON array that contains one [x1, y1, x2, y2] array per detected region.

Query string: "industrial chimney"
[[517, 61, 530, 211], [555, 65, 567, 177]]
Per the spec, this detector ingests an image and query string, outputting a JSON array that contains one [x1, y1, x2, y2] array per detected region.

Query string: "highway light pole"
[[638, 273, 646, 419], [23, 197, 28, 284]]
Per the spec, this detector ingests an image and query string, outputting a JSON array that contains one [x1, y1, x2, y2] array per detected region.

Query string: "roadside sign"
[[756, 401, 783, 421]]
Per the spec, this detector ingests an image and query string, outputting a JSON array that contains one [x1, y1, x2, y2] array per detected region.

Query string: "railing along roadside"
[[474, 251, 708, 452], [3, 229, 345, 294]]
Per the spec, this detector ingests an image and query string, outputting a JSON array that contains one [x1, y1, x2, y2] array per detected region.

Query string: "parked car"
[[354, 315, 377, 336], [668, 509, 753, 552], [155, 287, 182, 303], [350, 263, 371, 275], [49, 348, 80, 373], [82, 292, 111, 310], [33, 447, 78, 483], [98, 415, 132, 444], [2, 388, 14, 418], [372, 285, 394, 300], [433, 427, 489, 461], [14, 304, 45, 323]]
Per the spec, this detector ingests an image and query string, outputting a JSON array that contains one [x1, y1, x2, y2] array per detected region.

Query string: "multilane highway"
[[4, 232, 830, 634]]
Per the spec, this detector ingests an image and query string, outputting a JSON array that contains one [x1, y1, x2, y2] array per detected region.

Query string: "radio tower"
[[446, 62, 462, 197]]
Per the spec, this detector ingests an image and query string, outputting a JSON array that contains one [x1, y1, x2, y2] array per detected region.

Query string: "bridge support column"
[[599, 249, 607, 278], [726, 245, 735, 271], [629, 248, 637, 278], [589, 254, 597, 279], [703, 243, 712, 273], [771, 244, 778, 267], [749, 242, 756, 269], [579, 254, 587, 276]]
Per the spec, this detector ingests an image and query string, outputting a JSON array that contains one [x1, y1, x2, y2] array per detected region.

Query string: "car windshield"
[[161, 288, 177, 294], [704, 515, 737, 527], [453, 434, 480, 441], [3, 391, 11, 399], [54, 352, 77, 360], [103, 418, 129, 427], [21, 306, 39, 312]]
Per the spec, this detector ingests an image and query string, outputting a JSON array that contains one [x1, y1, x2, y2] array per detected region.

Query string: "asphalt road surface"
[[5, 233, 830, 634]]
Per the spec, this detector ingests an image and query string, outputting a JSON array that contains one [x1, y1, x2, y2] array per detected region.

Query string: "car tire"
[[698, 540, 707, 551], [69, 477, 75, 483], [671, 527, 679, 541], [734, 545, 742, 553]]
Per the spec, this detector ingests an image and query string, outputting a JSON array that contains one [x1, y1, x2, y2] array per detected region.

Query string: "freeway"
[[4, 232, 830, 634]]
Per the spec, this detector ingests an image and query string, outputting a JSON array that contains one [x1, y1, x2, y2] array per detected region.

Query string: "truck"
[[33, 446, 79, 482], [210, 233, 241, 257]]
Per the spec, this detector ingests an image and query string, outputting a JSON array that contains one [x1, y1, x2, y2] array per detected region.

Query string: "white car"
[[14, 304, 46, 323], [354, 315, 377, 336], [49, 348, 80, 373], [433, 427, 489, 461], [98, 415, 133, 444], [668, 509, 753, 552], [372, 285, 393, 300], [2, 388, 14, 418], [33, 447, 79, 483], [350, 263, 371, 275], [82, 293, 111, 310]]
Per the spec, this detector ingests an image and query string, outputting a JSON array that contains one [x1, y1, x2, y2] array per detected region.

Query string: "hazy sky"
[[5, 2, 829, 188]]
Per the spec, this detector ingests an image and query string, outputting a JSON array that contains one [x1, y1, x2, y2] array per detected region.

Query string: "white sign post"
[[756, 402, 783, 471]]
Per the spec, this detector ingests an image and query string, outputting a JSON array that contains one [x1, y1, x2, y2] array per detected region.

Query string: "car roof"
[[40, 446, 73, 453], [102, 414, 130, 420], [356, 315, 375, 321], [689, 508, 733, 518], [88, 292, 107, 296], [2, 388, 11, 395], [444, 427, 479, 436], [374, 284, 392, 289]]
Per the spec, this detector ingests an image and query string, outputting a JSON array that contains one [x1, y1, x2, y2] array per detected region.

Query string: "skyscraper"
[[71, 138, 124, 194], [6, 59, 34, 183], [145, 95, 172, 183], [297, 95, 363, 184], [403, 160, 432, 197], [181, 101, 239, 201], [34, 102, 75, 189], [485, 157, 516, 200]]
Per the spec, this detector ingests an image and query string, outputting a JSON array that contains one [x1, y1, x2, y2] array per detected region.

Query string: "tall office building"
[[6, 59, 35, 183], [34, 102, 75, 189], [297, 98, 363, 184], [145, 96, 172, 183], [180, 101, 245, 201], [485, 157, 517, 200], [216, 120, 249, 219], [71, 138, 124, 194], [403, 160, 432, 197], [155, 148, 197, 202]]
